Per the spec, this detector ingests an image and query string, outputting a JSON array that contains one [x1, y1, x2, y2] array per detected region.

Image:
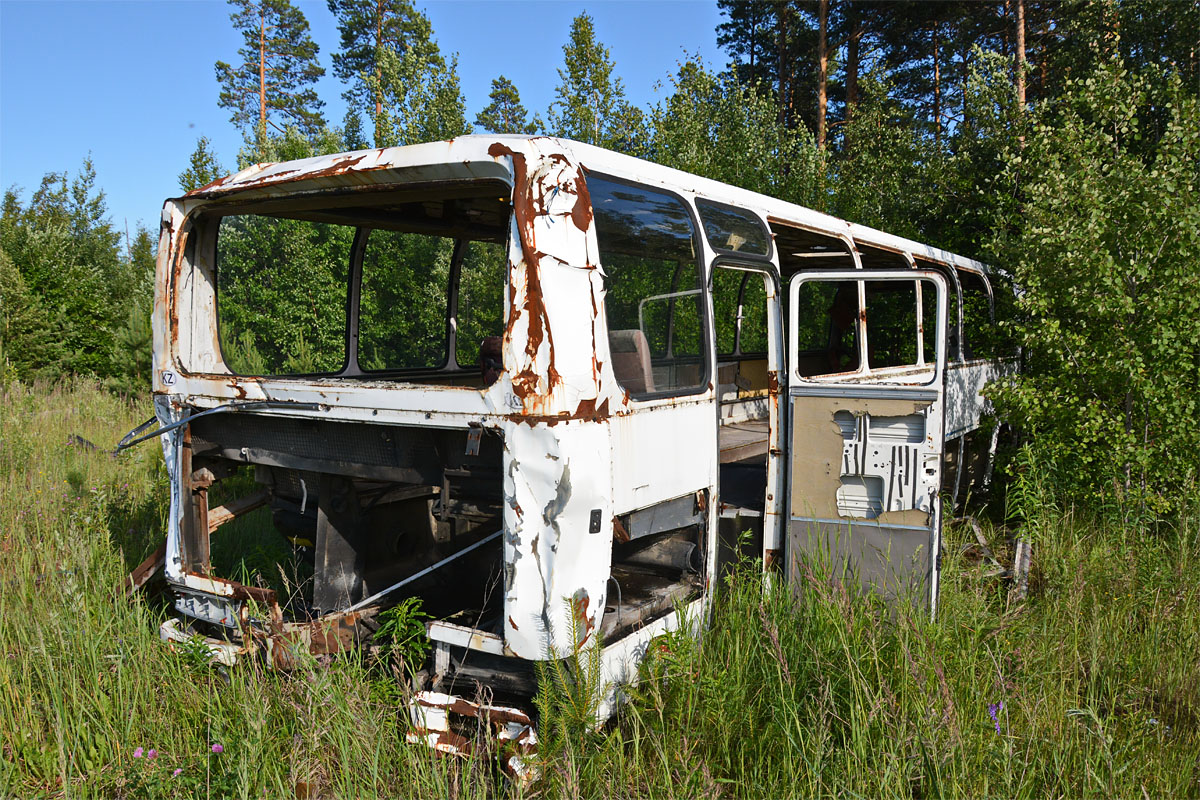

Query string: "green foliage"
[[474, 75, 541, 135], [0, 158, 148, 380], [215, 0, 326, 138], [0, 247, 65, 382], [374, 597, 431, 673], [548, 13, 646, 154], [215, 215, 354, 374], [358, 7, 467, 148], [327, 0, 424, 118], [831, 69, 944, 242], [649, 57, 825, 209], [534, 598, 605, 758], [989, 55, 1200, 517], [178, 136, 224, 193]]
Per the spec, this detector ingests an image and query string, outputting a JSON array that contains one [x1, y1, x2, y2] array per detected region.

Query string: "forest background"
[[1, 2, 1200, 796], [4, 0, 1198, 511]]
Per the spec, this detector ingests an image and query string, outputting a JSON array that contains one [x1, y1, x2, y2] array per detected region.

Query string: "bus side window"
[[793, 280, 859, 376], [959, 270, 993, 360], [590, 175, 708, 398]]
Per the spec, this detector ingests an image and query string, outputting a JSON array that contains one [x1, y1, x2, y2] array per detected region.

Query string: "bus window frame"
[[695, 197, 775, 262], [586, 170, 714, 403]]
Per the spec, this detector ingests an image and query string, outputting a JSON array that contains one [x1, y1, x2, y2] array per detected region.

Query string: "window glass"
[[454, 240, 507, 369], [714, 267, 768, 355], [591, 176, 707, 397], [358, 230, 453, 371], [793, 280, 859, 376], [739, 274, 769, 353], [216, 216, 352, 375], [696, 200, 770, 257]]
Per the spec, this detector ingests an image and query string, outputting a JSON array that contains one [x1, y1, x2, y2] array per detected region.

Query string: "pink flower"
[[172, 768, 183, 777], [133, 747, 143, 758], [211, 743, 223, 754], [147, 749, 157, 759]]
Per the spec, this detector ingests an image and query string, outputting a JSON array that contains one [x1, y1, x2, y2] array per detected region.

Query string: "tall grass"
[[2, 380, 1197, 797]]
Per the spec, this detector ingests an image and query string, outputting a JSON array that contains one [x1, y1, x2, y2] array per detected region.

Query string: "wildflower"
[[211, 743, 223, 754], [133, 747, 144, 758], [147, 749, 157, 759], [172, 768, 183, 777], [988, 701, 1004, 734]]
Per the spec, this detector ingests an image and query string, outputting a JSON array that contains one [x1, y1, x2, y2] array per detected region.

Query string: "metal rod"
[[344, 529, 503, 613], [115, 401, 322, 452]]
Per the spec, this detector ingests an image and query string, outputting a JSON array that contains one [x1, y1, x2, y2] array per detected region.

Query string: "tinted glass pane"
[[714, 267, 769, 355], [455, 240, 507, 369], [740, 274, 769, 353], [713, 267, 742, 354], [216, 216, 352, 375], [696, 200, 769, 256], [793, 279, 859, 376], [591, 176, 706, 397], [358, 230, 453, 371]]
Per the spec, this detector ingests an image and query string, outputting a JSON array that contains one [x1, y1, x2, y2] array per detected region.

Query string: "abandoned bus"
[[139, 135, 1008, 764]]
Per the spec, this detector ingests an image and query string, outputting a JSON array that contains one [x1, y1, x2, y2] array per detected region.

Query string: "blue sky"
[[0, 0, 728, 234]]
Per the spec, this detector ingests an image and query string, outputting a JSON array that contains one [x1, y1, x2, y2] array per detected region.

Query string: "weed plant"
[[1, 380, 1197, 797]]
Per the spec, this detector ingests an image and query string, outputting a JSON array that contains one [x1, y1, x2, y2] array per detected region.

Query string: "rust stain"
[[764, 548, 781, 569], [506, 396, 609, 427], [570, 171, 593, 232], [612, 516, 630, 544], [767, 370, 780, 394], [570, 590, 593, 647], [508, 615, 519, 631], [227, 380, 247, 400], [293, 153, 369, 181], [489, 142, 561, 405], [186, 174, 233, 196]]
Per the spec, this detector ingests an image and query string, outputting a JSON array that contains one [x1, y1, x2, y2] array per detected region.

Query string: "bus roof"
[[182, 134, 989, 276]]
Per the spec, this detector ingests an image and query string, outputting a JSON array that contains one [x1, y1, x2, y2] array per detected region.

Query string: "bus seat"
[[609, 329, 655, 394]]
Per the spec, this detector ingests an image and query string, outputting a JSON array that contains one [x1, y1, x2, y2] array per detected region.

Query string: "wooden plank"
[[719, 421, 771, 464], [124, 489, 270, 597], [207, 489, 270, 532]]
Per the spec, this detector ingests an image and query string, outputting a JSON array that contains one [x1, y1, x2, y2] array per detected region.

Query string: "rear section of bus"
[[149, 138, 716, 769]]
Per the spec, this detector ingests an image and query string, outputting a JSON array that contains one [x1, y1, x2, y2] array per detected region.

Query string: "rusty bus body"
[[148, 136, 1007, 759]]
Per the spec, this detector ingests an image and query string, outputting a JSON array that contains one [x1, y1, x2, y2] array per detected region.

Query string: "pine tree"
[[328, 0, 426, 141], [475, 75, 541, 135], [0, 159, 132, 377], [214, 0, 326, 140], [366, 9, 468, 147], [547, 13, 644, 152], [178, 136, 224, 193]]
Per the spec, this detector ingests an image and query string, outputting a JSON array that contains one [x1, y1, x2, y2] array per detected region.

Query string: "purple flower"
[[133, 747, 144, 758], [988, 701, 1005, 734], [211, 743, 223, 754], [147, 749, 157, 759], [172, 768, 183, 777]]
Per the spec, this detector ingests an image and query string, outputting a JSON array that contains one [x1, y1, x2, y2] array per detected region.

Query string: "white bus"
[[137, 135, 1009, 771]]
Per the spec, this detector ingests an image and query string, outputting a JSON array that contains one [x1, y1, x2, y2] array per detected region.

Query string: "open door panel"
[[786, 270, 947, 615]]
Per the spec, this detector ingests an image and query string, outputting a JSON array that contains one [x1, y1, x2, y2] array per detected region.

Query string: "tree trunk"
[[259, 3, 267, 128], [817, 0, 828, 149], [846, 1, 861, 125], [375, 0, 383, 118], [1016, 0, 1027, 109], [776, 1, 788, 128], [933, 22, 941, 146]]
